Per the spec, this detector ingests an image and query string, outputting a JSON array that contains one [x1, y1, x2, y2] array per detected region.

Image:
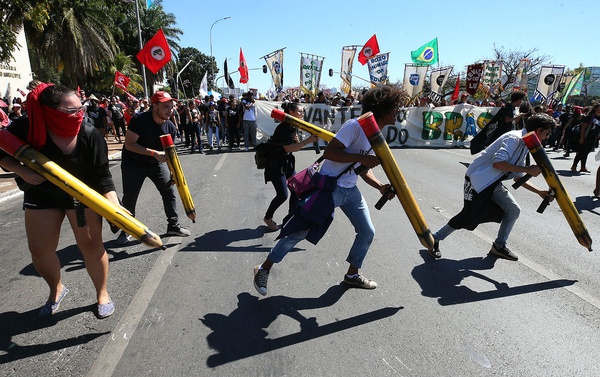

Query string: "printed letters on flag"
[[300, 53, 324, 97], [358, 35, 380, 65], [224, 59, 235, 89], [367, 53, 390, 86], [466, 63, 484, 95], [136, 29, 172, 74], [239, 48, 249, 84], [410, 38, 438, 66], [114, 71, 131, 91]]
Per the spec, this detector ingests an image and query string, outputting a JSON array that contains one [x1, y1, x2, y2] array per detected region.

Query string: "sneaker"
[[489, 243, 518, 261], [343, 273, 377, 289], [253, 265, 269, 296], [38, 286, 69, 318], [263, 217, 278, 231], [116, 232, 132, 245], [428, 239, 442, 259], [166, 223, 191, 237]]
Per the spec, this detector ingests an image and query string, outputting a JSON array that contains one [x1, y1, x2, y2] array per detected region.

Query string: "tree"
[[488, 44, 550, 98], [175, 48, 214, 98], [117, 0, 182, 87], [90, 52, 144, 96], [24, 0, 120, 86]]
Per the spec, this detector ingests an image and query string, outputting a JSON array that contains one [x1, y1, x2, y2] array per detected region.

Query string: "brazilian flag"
[[411, 38, 438, 65]]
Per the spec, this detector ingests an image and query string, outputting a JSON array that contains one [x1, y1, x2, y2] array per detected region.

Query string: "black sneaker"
[[428, 239, 442, 259], [254, 265, 269, 296], [166, 224, 191, 237], [489, 243, 518, 261], [343, 273, 377, 289]]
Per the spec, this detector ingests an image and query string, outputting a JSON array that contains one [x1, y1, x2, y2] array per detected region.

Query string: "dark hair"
[[39, 85, 76, 109], [525, 113, 555, 132], [281, 102, 301, 114], [510, 91, 526, 102], [360, 85, 405, 119]]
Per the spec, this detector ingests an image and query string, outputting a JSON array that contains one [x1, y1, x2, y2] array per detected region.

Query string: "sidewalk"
[[0, 139, 123, 203]]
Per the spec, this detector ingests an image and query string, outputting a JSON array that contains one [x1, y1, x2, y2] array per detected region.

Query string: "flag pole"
[[134, 0, 148, 98]]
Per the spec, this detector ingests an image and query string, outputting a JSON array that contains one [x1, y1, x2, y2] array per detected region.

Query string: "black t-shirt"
[[226, 104, 242, 126], [0, 116, 115, 196], [121, 111, 178, 166], [108, 103, 124, 120], [86, 105, 108, 129]]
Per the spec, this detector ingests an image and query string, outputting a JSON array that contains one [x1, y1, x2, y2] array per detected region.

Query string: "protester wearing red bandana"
[[0, 83, 120, 319]]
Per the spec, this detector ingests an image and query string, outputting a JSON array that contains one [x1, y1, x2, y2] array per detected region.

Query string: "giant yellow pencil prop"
[[271, 108, 335, 142], [357, 112, 435, 251], [523, 131, 592, 251], [0, 129, 164, 249], [160, 134, 196, 223]]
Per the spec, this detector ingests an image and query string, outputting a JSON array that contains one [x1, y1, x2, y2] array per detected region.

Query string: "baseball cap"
[[150, 91, 177, 104], [12, 103, 21, 108]]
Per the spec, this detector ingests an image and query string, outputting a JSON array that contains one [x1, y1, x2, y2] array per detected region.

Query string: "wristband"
[[150, 149, 155, 156]]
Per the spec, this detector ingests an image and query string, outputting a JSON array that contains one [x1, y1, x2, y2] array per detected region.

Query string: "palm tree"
[[118, 0, 182, 86], [24, 0, 120, 86], [92, 52, 144, 96]]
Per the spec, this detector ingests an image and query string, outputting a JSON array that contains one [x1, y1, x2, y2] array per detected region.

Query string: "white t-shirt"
[[320, 118, 374, 188]]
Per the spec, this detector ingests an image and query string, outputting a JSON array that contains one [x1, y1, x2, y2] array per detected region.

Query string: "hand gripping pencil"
[[357, 112, 435, 251], [160, 134, 196, 222], [522, 131, 592, 251], [0, 129, 164, 249]]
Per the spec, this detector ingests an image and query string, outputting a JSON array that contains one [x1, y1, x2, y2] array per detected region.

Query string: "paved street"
[[1, 142, 599, 376]]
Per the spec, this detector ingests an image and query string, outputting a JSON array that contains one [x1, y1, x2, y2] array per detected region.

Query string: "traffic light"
[[262, 65, 267, 74], [328, 69, 333, 77]]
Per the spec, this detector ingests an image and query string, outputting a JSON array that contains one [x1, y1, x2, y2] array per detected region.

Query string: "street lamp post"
[[209, 16, 231, 91]]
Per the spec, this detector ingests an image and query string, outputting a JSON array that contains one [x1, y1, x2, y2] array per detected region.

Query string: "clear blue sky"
[[162, 0, 597, 95]]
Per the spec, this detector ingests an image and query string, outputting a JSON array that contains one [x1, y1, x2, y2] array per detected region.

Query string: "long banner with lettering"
[[255, 101, 498, 147]]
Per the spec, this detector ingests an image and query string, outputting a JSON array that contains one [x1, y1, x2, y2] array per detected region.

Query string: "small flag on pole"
[[136, 29, 172, 74], [358, 35, 380, 65], [239, 48, 249, 84], [411, 38, 438, 66]]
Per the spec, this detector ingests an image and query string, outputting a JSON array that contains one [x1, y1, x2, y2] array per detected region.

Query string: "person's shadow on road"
[[200, 285, 403, 367], [412, 250, 576, 306]]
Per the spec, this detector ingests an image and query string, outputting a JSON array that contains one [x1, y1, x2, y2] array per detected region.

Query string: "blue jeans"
[[267, 185, 375, 269], [208, 125, 220, 148], [491, 184, 520, 247], [243, 120, 257, 148]]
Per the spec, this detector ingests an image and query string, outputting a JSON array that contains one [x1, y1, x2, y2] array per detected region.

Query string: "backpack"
[[254, 142, 285, 169]]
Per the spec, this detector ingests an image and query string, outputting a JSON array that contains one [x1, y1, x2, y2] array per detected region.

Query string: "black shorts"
[[23, 185, 76, 210]]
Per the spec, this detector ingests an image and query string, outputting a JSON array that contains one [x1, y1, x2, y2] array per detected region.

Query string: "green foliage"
[[175, 48, 215, 98]]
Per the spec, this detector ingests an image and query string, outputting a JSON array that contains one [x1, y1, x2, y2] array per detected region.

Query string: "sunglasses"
[[58, 106, 86, 116]]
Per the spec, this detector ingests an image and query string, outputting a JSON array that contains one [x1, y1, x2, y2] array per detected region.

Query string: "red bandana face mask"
[[42, 105, 82, 138], [26, 83, 82, 149]]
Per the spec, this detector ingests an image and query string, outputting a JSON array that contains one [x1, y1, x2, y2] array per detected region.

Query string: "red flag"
[[451, 74, 460, 101], [239, 48, 249, 84], [123, 91, 137, 101], [358, 35, 380, 65], [114, 71, 131, 91], [136, 29, 172, 74], [466, 63, 484, 95]]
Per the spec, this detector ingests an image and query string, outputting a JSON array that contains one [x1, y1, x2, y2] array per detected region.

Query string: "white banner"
[[300, 53, 324, 97], [340, 46, 357, 95], [367, 53, 390, 86], [429, 66, 453, 102], [255, 101, 498, 148], [403, 64, 428, 99], [264, 49, 284, 91], [534, 65, 565, 102]]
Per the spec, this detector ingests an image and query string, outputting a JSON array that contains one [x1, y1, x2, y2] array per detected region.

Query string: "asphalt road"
[[1, 143, 599, 377]]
